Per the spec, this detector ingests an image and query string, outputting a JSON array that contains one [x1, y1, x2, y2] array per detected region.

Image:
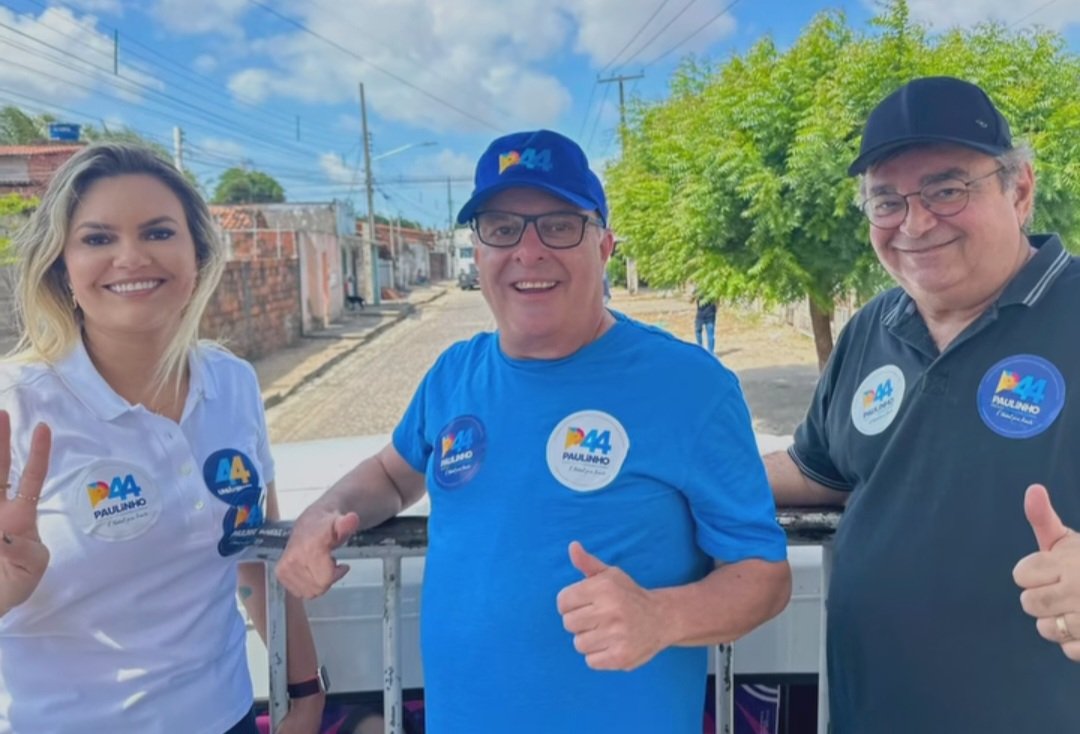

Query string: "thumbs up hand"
[[1013, 484, 1080, 662], [555, 541, 670, 671]]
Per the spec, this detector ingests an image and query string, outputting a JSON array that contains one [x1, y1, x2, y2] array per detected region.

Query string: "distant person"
[[0, 143, 324, 733], [602, 270, 612, 304], [277, 129, 791, 733], [765, 77, 1080, 732], [694, 295, 717, 353]]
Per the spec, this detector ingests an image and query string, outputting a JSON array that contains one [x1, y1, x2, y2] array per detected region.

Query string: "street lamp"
[[360, 123, 438, 304], [372, 141, 437, 163]]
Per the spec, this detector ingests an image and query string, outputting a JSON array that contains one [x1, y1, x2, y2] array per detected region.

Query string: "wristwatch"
[[287, 665, 330, 699]]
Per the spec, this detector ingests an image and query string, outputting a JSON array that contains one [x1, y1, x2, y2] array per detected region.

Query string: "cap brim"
[[847, 136, 1012, 176], [456, 181, 601, 224]]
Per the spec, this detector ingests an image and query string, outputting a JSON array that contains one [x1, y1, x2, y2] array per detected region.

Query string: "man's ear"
[[1011, 161, 1036, 227], [599, 230, 615, 262]]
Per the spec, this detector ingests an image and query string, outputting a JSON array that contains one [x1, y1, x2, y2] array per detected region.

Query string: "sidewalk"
[[253, 283, 449, 409]]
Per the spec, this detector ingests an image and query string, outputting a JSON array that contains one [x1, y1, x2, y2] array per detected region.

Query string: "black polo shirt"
[[790, 234, 1080, 733]]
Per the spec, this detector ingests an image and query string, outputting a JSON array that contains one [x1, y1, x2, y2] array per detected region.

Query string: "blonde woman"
[[0, 143, 323, 734]]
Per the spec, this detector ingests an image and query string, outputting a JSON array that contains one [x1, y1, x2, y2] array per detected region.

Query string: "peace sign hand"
[[0, 410, 52, 616]]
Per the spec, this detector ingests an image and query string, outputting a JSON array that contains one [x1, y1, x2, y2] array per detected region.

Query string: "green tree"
[[0, 193, 38, 263], [212, 167, 286, 204], [0, 107, 52, 145], [606, 0, 1080, 368]]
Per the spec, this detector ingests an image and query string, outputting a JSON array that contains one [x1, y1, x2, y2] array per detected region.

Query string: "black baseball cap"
[[848, 76, 1013, 175]]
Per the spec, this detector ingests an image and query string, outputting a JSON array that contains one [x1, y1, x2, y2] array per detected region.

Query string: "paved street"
[[265, 287, 820, 444], [266, 288, 493, 442]]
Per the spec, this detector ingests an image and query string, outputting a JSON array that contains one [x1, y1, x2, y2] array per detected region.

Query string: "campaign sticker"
[[77, 461, 161, 541], [433, 415, 486, 489], [202, 449, 265, 556], [977, 354, 1066, 439], [546, 410, 630, 492], [850, 365, 906, 436]]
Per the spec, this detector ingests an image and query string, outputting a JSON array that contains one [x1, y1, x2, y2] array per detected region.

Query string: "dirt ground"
[[609, 289, 819, 370], [608, 288, 821, 436]]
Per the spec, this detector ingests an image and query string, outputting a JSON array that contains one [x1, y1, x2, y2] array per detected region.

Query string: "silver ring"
[[1056, 615, 1075, 643], [13, 493, 38, 504]]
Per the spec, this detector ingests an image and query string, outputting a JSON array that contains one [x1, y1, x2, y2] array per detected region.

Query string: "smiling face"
[[62, 173, 199, 346], [473, 187, 614, 359], [865, 144, 1034, 314]]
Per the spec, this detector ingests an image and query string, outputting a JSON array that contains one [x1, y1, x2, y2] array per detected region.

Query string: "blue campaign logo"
[[202, 448, 265, 556], [434, 415, 486, 489], [977, 354, 1066, 439]]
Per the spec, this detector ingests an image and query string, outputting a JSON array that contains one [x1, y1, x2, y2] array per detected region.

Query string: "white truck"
[[247, 434, 828, 733]]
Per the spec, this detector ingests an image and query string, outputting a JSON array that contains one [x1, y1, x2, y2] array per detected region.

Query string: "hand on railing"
[[276, 506, 361, 599], [1014, 484, 1080, 662], [0, 412, 52, 616]]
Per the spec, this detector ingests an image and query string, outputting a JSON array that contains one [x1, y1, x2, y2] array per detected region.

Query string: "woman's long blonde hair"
[[9, 142, 225, 392]]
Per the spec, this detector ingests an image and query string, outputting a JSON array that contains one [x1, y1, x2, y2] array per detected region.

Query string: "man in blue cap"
[[766, 77, 1080, 732], [278, 129, 791, 732]]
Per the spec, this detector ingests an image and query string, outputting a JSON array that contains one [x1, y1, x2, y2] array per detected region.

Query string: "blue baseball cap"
[[456, 129, 608, 225], [848, 76, 1013, 175]]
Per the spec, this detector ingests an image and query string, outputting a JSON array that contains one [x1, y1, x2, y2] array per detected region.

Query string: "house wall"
[[200, 259, 301, 361]]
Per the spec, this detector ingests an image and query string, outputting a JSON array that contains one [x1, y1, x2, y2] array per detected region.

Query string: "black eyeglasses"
[[471, 210, 605, 249], [861, 167, 1004, 229]]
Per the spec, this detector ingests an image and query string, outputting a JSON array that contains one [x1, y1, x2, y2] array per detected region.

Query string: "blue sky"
[[1, 0, 1077, 228]]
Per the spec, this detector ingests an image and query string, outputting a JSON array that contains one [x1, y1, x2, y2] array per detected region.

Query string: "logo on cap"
[[498, 147, 553, 176]]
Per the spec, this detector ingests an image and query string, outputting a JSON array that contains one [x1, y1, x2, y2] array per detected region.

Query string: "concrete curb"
[[261, 287, 448, 410]]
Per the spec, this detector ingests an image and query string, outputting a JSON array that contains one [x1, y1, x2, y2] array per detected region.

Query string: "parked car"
[[458, 264, 480, 290]]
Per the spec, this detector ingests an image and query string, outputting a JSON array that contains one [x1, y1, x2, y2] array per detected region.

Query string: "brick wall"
[[200, 259, 301, 361]]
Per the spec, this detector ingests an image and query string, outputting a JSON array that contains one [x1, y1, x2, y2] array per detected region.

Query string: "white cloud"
[[222, 0, 632, 133], [63, 0, 123, 14], [417, 149, 476, 179], [0, 7, 160, 110], [319, 151, 358, 185], [151, 0, 249, 36], [570, 0, 738, 68], [192, 54, 218, 74], [878, 0, 1080, 31], [198, 136, 246, 161]]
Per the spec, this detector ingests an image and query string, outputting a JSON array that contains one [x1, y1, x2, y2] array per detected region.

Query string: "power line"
[[598, 0, 673, 73], [297, 0, 519, 125], [245, 0, 501, 132], [620, 0, 701, 68], [644, 0, 742, 69], [1009, 0, 1060, 28], [16, 0, 345, 149], [0, 33, 333, 161], [585, 79, 613, 151]]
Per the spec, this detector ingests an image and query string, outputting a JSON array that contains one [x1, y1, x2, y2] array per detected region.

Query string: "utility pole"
[[359, 82, 380, 306], [172, 126, 184, 172], [597, 73, 643, 294], [446, 177, 454, 233]]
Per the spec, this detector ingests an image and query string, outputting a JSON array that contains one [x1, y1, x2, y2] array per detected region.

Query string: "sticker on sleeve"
[[546, 410, 630, 492], [977, 354, 1066, 439], [77, 461, 161, 541], [203, 449, 265, 556], [433, 416, 487, 489], [850, 365, 906, 436]]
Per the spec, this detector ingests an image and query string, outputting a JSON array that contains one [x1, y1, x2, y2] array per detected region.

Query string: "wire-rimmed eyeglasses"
[[861, 167, 1004, 229], [471, 210, 605, 249]]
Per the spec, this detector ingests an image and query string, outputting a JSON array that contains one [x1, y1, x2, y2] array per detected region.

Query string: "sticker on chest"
[[977, 354, 1066, 439], [546, 410, 630, 492], [77, 461, 161, 541], [850, 365, 907, 436]]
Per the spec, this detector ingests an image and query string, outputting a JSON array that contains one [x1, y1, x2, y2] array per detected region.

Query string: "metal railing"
[[245, 508, 842, 734]]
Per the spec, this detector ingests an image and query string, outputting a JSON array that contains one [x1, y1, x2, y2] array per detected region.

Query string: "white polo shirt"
[[0, 340, 274, 734]]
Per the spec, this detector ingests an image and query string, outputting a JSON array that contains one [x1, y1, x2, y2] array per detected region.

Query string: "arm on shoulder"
[[764, 450, 849, 508]]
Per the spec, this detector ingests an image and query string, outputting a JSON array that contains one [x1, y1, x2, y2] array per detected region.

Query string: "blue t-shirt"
[[393, 313, 786, 733]]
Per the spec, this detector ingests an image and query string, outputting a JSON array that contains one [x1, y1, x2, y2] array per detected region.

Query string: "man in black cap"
[[765, 76, 1080, 731], [277, 129, 791, 732]]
